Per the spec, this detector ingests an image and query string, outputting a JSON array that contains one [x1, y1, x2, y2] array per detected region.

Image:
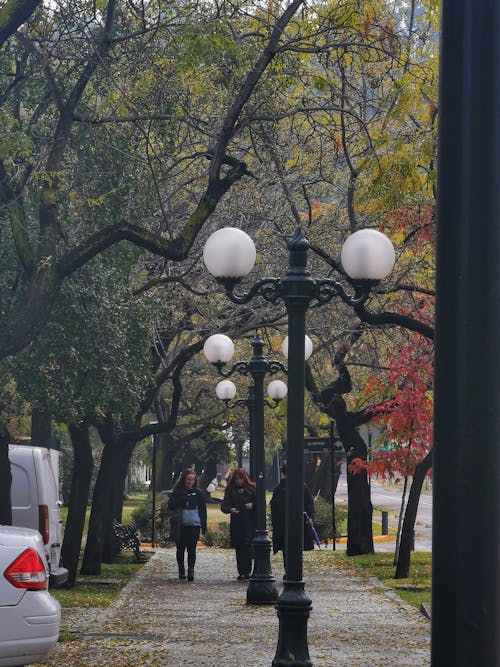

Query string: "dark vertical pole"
[[151, 433, 157, 548], [247, 336, 277, 605], [433, 1, 500, 664], [284, 307, 304, 583], [252, 338, 266, 545], [273, 230, 313, 667], [248, 384, 256, 481], [330, 422, 336, 552]]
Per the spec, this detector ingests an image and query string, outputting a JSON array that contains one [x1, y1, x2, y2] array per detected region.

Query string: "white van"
[[9, 445, 68, 587]]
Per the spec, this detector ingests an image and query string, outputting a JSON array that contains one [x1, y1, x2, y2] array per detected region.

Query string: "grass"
[[207, 501, 229, 528], [55, 495, 154, 610], [334, 550, 431, 610], [60, 494, 152, 536], [50, 551, 152, 610]]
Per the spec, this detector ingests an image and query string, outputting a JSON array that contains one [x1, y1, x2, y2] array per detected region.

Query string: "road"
[[334, 469, 433, 550]]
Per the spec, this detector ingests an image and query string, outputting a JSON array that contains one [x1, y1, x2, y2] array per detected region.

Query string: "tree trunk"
[[346, 465, 374, 555], [314, 452, 341, 502], [333, 401, 374, 556], [31, 409, 52, 447], [80, 442, 116, 574], [61, 422, 93, 588], [103, 438, 136, 562], [0, 425, 12, 525], [395, 450, 433, 579], [394, 475, 409, 566], [160, 434, 175, 490], [198, 461, 217, 497]]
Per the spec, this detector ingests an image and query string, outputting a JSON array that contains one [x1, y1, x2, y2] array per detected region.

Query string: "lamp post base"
[[246, 530, 278, 605], [272, 580, 312, 666]]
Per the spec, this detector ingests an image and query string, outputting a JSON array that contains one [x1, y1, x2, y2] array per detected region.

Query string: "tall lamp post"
[[215, 376, 287, 480], [434, 2, 500, 664], [204, 332, 287, 605], [203, 226, 395, 666], [149, 421, 159, 549], [215, 379, 254, 470]]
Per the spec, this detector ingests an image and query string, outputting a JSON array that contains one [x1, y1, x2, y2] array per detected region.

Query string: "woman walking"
[[221, 468, 256, 580], [168, 468, 207, 581], [270, 463, 315, 567]]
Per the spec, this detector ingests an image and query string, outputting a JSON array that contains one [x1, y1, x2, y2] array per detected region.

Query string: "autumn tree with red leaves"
[[363, 337, 434, 479], [357, 337, 434, 576]]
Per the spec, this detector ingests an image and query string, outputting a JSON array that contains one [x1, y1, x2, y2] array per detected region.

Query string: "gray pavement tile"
[[43, 547, 430, 666]]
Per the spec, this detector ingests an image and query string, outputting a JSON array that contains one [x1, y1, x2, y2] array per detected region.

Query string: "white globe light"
[[340, 229, 395, 281], [216, 380, 237, 400], [203, 227, 257, 278], [281, 335, 313, 361], [203, 334, 235, 363], [267, 380, 288, 400]]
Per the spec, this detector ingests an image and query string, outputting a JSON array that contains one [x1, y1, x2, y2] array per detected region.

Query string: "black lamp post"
[[214, 379, 256, 477], [204, 332, 287, 605], [203, 226, 395, 666], [433, 2, 500, 664], [149, 421, 159, 549]]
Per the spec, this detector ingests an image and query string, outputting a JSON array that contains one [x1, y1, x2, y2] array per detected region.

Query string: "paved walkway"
[[44, 547, 430, 666]]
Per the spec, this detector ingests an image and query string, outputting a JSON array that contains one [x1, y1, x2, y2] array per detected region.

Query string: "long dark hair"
[[172, 468, 197, 494], [223, 467, 255, 501]]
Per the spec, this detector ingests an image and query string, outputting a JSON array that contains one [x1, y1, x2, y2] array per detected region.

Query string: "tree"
[[5, 252, 156, 582], [306, 337, 376, 555], [0, 0, 307, 536], [0, 0, 306, 362], [361, 336, 434, 576], [60, 421, 93, 587], [80, 294, 276, 574], [0, 0, 41, 47], [0, 0, 441, 573]]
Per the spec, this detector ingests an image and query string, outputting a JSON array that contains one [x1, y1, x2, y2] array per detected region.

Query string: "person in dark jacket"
[[221, 468, 256, 580], [270, 463, 315, 566], [168, 468, 207, 581]]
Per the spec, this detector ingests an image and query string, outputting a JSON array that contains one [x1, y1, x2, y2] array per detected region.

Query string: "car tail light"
[[39, 505, 49, 544], [4, 548, 47, 590]]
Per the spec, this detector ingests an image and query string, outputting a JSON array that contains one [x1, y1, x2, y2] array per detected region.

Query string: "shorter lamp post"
[[215, 378, 288, 473], [204, 332, 287, 605], [203, 226, 395, 666], [149, 421, 159, 548], [216, 379, 257, 477]]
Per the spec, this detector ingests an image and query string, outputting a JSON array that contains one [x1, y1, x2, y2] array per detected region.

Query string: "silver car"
[[0, 525, 60, 666]]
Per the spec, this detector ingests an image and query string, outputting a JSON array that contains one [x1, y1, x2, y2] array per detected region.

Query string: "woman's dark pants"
[[235, 545, 252, 576], [176, 525, 200, 572]]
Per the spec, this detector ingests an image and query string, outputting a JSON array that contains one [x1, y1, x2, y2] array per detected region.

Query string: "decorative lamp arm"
[[223, 398, 250, 409], [213, 360, 252, 378], [267, 361, 288, 376], [264, 398, 282, 409], [218, 277, 283, 305], [313, 278, 375, 307]]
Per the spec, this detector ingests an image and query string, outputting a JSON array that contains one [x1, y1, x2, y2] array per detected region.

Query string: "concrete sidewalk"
[[44, 547, 430, 666]]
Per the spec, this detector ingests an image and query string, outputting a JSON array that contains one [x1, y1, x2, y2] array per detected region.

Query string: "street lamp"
[[217, 379, 256, 474], [204, 332, 287, 605], [281, 335, 313, 362], [204, 226, 395, 666], [215, 378, 288, 406], [215, 377, 287, 472], [149, 421, 159, 549]]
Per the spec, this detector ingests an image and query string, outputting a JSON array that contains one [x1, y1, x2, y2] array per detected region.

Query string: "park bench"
[[112, 519, 146, 562]]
